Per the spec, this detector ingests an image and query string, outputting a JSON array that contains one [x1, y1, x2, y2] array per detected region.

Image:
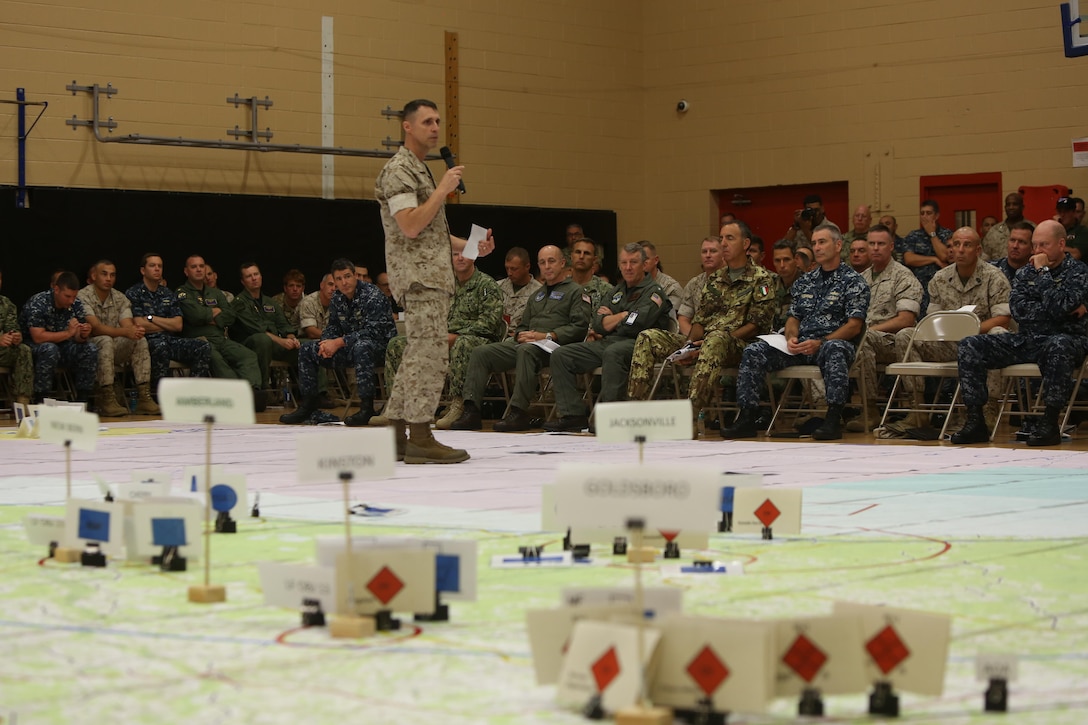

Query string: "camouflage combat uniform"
[[461, 278, 590, 409], [624, 271, 706, 400], [551, 275, 673, 416], [0, 293, 33, 399], [176, 280, 261, 389], [853, 260, 923, 405], [296, 281, 395, 399], [958, 254, 1088, 408], [78, 284, 153, 387], [273, 292, 302, 333], [736, 264, 870, 408], [375, 145, 457, 424], [22, 289, 98, 396], [902, 225, 952, 315], [125, 282, 211, 381], [385, 268, 504, 399], [498, 276, 543, 332], [578, 276, 613, 311]]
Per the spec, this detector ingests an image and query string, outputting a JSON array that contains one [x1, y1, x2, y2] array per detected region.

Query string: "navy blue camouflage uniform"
[[21, 290, 98, 395], [125, 282, 211, 381], [902, 225, 952, 315], [296, 281, 395, 398], [736, 264, 870, 408], [958, 253, 1088, 408], [990, 258, 1023, 286]]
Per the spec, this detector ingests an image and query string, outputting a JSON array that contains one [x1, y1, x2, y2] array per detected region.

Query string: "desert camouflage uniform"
[[958, 254, 1088, 408], [296, 281, 395, 398], [652, 270, 684, 310], [498, 276, 543, 332], [125, 282, 211, 381], [551, 275, 673, 416], [385, 268, 503, 399], [22, 290, 98, 395], [736, 264, 870, 408], [0, 294, 32, 399], [853, 261, 923, 405], [78, 285, 153, 387], [273, 292, 302, 333]]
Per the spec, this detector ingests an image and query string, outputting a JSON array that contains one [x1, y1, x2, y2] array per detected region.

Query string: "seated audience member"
[[177, 255, 263, 410], [544, 243, 673, 432], [452, 245, 590, 431], [902, 200, 953, 314], [991, 221, 1035, 284], [784, 194, 840, 248], [126, 253, 212, 388], [570, 237, 612, 308], [721, 224, 870, 441], [883, 227, 1010, 436], [203, 262, 234, 302], [842, 204, 872, 259], [273, 269, 306, 332], [950, 220, 1088, 446], [628, 221, 775, 427], [1056, 196, 1088, 260], [981, 193, 1028, 262], [23, 271, 98, 407], [0, 267, 33, 406], [231, 262, 301, 391], [640, 241, 684, 310], [375, 271, 403, 315], [746, 236, 765, 267], [498, 247, 543, 332], [846, 224, 923, 432], [771, 239, 803, 330], [78, 260, 158, 416], [383, 250, 504, 429], [280, 259, 395, 426], [848, 237, 872, 274]]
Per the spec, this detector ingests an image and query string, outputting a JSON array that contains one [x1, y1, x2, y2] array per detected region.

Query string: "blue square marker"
[[78, 508, 111, 542], [435, 554, 460, 593], [151, 518, 188, 547], [720, 487, 735, 513]]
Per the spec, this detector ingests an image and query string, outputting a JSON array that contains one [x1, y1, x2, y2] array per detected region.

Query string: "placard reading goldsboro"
[[552, 463, 719, 532]]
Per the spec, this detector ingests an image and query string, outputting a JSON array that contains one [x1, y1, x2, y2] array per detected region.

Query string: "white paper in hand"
[[756, 333, 793, 355], [463, 224, 488, 260]]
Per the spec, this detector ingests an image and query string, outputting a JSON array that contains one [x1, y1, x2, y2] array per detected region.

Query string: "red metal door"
[[919, 172, 1002, 236]]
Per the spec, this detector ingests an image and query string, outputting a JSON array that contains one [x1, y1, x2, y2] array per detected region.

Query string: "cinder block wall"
[[1, 0, 1083, 281]]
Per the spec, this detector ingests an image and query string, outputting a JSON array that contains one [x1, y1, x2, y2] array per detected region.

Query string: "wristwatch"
[[545, 332, 554, 342], [1039, 265, 1049, 273], [928, 231, 938, 238], [146, 314, 154, 322]]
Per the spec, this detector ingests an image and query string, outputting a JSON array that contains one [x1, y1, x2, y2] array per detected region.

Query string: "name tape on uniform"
[[158, 378, 255, 425], [36, 406, 99, 451], [553, 463, 719, 532], [296, 427, 396, 482], [593, 400, 694, 443]]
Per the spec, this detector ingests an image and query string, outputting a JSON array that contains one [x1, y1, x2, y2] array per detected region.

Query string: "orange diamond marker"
[[782, 634, 828, 683], [866, 625, 910, 675], [686, 645, 730, 696], [591, 647, 621, 692], [754, 498, 781, 528], [366, 566, 404, 605]]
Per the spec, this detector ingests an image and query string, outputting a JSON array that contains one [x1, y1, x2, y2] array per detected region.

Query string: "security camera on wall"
[[676, 100, 689, 113]]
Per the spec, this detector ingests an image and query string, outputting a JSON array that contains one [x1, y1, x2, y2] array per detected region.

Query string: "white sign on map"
[[593, 399, 693, 443], [553, 463, 719, 532], [296, 428, 395, 482], [36, 406, 99, 451], [258, 561, 337, 613], [158, 378, 255, 425]]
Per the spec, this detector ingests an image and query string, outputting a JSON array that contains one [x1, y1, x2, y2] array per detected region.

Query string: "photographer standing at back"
[[784, 194, 840, 248]]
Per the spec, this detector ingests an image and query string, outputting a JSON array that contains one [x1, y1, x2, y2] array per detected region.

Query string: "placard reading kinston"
[[553, 463, 719, 532], [158, 378, 256, 426], [593, 399, 693, 443], [296, 428, 395, 482]]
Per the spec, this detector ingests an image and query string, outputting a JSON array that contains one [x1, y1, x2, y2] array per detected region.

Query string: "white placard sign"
[[553, 463, 720, 532], [131, 470, 172, 487], [975, 654, 1018, 682], [561, 587, 683, 617], [593, 400, 693, 443], [316, 535, 477, 602], [36, 406, 100, 451], [296, 428, 395, 482], [732, 487, 803, 535], [258, 561, 337, 613], [23, 514, 66, 546], [158, 377, 255, 425], [129, 501, 205, 559], [115, 481, 172, 501]]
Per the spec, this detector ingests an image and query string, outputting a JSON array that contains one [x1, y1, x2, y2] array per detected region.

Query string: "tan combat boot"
[[135, 382, 161, 415], [404, 422, 469, 464], [434, 400, 464, 430], [96, 384, 128, 417]]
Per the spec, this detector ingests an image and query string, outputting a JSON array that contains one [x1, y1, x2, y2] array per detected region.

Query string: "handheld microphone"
[[439, 146, 466, 194]]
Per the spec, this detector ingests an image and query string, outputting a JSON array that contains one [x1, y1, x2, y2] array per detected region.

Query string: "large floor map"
[[1, 423, 1086, 724]]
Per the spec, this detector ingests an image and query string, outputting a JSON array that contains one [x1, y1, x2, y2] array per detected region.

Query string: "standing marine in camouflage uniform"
[[231, 262, 301, 390], [846, 224, 923, 432], [951, 220, 1088, 447], [0, 268, 33, 405], [886, 228, 1011, 435], [384, 250, 504, 428], [545, 243, 674, 432], [452, 245, 591, 431], [125, 253, 211, 387], [176, 255, 264, 410], [22, 271, 99, 404], [374, 99, 495, 463], [721, 224, 871, 441], [78, 260, 158, 417], [280, 259, 395, 426]]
